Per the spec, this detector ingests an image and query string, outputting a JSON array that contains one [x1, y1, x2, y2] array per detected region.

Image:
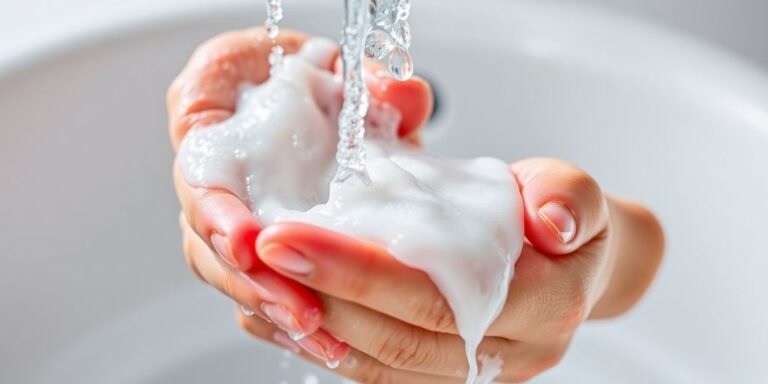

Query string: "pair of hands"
[[167, 28, 664, 383]]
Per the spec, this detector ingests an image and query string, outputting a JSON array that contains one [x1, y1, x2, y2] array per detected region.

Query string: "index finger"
[[167, 27, 310, 150]]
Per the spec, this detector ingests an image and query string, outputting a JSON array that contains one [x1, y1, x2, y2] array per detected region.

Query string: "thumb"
[[510, 158, 609, 255]]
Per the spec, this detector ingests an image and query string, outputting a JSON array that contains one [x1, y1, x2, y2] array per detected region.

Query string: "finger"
[[510, 157, 609, 255], [368, 69, 433, 142], [256, 222, 458, 334], [237, 309, 462, 384], [317, 293, 554, 380], [167, 27, 310, 149], [335, 58, 434, 144], [174, 165, 260, 270], [488, 237, 610, 343], [182, 216, 324, 334], [252, 223, 575, 380]]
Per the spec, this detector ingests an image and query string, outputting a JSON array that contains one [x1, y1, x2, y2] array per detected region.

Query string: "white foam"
[[178, 40, 524, 383]]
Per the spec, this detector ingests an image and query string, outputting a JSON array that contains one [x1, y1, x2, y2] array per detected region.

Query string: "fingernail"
[[211, 233, 238, 268], [261, 244, 314, 276], [273, 331, 302, 354], [297, 331, 350, 362], [261, 303, 305, 335], [538, 201, 577, 244]]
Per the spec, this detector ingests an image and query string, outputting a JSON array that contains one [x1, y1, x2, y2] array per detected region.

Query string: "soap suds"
[[178, 40, 524, 383]]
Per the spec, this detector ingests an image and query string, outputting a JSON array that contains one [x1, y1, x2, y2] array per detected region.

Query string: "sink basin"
[[1, 0, 767, 382]]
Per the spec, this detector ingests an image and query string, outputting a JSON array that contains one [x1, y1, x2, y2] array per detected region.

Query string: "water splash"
[[365, 0, 414, 80]]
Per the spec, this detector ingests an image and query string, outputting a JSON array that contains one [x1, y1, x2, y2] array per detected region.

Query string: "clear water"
[[366, 0, 414, 80], [334, 0, 372, 185], [265, 0, 284, 75], [335, 0, 415, 185]]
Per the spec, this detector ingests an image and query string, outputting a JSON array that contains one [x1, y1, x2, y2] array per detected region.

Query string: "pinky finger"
[[237, 309, 462, 384]]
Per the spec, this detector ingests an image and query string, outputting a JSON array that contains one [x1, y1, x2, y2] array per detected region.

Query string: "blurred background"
[[2, 0, 768, 69]]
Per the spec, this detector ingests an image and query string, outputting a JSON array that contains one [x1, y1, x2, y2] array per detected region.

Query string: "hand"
[[167, 26, 434, 375], [245, 159, 664, 383], [169, 28, 664, 383]]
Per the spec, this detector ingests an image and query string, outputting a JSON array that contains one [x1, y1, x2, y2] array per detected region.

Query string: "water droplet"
[[288, 331, 306, 341], [240, 305, 255, 317], [326, 359, 340, 369], [388, 47, 413, 80], [234, 149, 247, 159]]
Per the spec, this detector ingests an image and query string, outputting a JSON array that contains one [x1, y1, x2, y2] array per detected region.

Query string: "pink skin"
[[170, 28, 665, 383], [169, 27, 432, 367]]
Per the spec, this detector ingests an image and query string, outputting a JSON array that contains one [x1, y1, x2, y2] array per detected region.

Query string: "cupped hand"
[[167, 26, 434, 376], [242, 158, 664, 383]]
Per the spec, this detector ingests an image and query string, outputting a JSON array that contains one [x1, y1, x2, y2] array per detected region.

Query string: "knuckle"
[[535, 272, 589, 336], [413, 296, 455, 332], [374, 327, 426, 370], [569, 170, 603, 205], [218, 269, 238, 300], [344, 271, 373, 302]]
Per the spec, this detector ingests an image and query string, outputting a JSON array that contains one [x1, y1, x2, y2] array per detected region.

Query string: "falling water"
[[265, 0, 285, 75]]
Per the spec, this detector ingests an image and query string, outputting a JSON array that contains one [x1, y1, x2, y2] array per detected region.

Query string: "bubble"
[[326, 360, 340, 369], [388, 47, 414, 80]]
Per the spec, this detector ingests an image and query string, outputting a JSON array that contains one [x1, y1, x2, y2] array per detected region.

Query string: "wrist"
[[590, 197, 665, 319]]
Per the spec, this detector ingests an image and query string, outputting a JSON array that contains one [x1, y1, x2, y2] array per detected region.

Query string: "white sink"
[[1, 0, 767, 383]]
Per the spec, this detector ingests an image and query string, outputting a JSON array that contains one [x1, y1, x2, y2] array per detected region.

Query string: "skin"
[[168, 28, 665, 383]]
